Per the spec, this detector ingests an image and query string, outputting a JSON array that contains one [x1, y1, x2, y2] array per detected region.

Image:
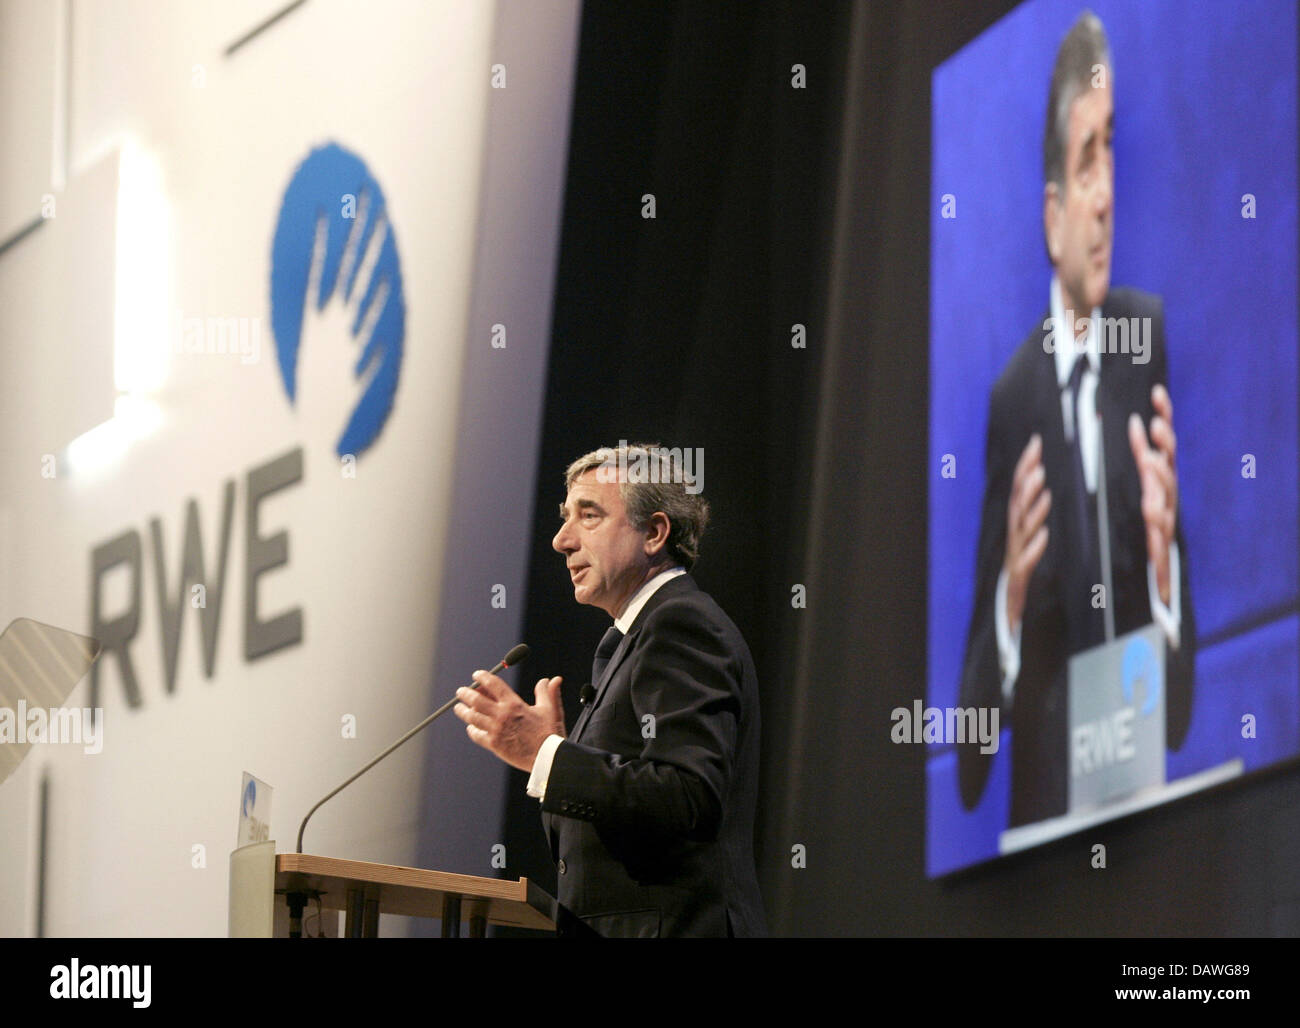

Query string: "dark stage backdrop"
[[503, 0, 1300, 935]]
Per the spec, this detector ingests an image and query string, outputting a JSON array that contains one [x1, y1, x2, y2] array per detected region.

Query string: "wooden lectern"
[[229, 844, 563, 938]]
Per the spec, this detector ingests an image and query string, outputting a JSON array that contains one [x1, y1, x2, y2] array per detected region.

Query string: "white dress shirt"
[[994, 277, 1180, 702], [527, 567, 687, 800]]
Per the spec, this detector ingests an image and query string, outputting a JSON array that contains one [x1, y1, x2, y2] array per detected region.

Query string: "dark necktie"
[[591, 626, 623, 689], [1068, 354, 1093, 570]]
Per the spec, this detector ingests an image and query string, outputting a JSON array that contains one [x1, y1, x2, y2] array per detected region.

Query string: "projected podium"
[[229, 846, 564, 938]]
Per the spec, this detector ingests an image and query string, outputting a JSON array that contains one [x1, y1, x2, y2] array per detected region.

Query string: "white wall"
[[0, 0, 579, 936]]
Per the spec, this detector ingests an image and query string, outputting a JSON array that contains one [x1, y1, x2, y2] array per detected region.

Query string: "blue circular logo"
[[242, 779, 257, 818], [1121, 635, 1161, 716], [270, 143, 405, 457]]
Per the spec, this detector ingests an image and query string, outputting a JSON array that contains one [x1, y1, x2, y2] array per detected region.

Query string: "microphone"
[[295, 643, 530, 853], [579, 682, 596, 706]]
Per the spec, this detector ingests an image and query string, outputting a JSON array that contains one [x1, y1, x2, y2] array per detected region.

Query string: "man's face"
[[552, 470, 654, 619], [1046, 77, 1114, 318]]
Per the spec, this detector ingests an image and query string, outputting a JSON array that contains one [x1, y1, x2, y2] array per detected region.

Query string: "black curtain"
[[502, 0, 849, 917]]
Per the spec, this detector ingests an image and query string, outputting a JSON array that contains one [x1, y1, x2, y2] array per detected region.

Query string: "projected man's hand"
[[1128, 384, 1179, 608], [1004, 433, 1051, 636]]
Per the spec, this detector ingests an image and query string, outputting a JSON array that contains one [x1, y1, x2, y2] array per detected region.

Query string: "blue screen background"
[[927, 0, 1299, 877]]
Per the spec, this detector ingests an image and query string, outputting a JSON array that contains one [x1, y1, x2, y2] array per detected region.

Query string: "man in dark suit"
[[958, 11, 1195, 827], [454, 443, 766, 936]]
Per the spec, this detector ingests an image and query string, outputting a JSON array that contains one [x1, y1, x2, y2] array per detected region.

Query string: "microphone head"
[[503, 643, 530, 668]]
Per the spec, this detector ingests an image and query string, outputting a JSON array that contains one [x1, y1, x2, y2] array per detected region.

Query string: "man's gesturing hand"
[[1004, 433, 1052, 636], [1128, 383, 1179, 607], [455, 673, 566, 772]]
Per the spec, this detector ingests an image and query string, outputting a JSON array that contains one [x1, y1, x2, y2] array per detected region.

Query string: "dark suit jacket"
[[540, 573, 767, 937], [958, 288, 1195, 826]]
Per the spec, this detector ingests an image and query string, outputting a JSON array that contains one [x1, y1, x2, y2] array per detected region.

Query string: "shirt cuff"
[[526, 734, 565, 801], [1147, 541, 1182, 651], [995, 568, 1021, 703]]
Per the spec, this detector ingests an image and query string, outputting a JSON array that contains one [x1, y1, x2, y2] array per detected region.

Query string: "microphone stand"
[[295, 647, 528, 853]]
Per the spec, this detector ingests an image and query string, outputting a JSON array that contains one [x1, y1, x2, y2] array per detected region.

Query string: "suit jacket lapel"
[[544, 574, 698, 858], [570, 574, 697, 743], [1094, 304, 1143, 581], [570, 627, 637, 742]]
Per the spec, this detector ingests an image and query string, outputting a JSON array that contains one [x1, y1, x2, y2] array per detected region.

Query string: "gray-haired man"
[[455, 443, 767, 936]]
